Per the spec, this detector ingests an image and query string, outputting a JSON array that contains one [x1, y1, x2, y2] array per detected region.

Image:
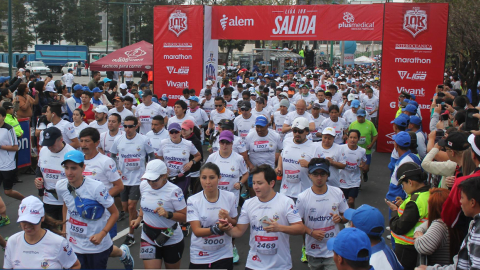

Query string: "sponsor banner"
[[203, 6, 219, 88], [18, 118, 31, 168], [211, 5, 383, 41], [154, 6, 204, 105], [344, 54, 354, 66], [377, 3, 448, 153]]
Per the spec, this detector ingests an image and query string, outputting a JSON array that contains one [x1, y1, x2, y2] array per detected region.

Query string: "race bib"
[[124, 158, 140, 170], [359, 136, 366, 144], [202, 235, 226, 251], [69, 218, 87, 238], [42, 168, 62, 186], [218, 181, 230, 191], [139, 242, 156, 259], [167, 160, 183, 172], [255, 235, 278, 255], [365, 106, 373, 112], [254, 141, 271, 152], [284, 169, 301, 183], [314, 225, 336, 242], [139, 115, 151, 122]]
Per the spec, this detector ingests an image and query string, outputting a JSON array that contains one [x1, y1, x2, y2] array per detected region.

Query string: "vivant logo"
[[168, 10, 188, 37], [220, 15, 254, 30], [398, 71, 427, 81], [166, 66, 189, 75], [338, 12, 374, 30], [166, 80, 189, 88], [403, 7, 427, 38], [396, 86, 425, 97]]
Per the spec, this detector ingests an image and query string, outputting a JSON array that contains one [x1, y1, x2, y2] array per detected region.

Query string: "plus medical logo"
[[338, 12, 375, 30], [403, 7, 427, 38], [220, 14, 254, 30]]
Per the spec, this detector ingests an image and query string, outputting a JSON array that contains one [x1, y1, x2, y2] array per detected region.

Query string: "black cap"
[[219, 119, 234, 130], [2, 102, 13, 109], [439, 132, 469, 151], [204, 89, 212, 95], [41, 127, 62, 147], [396, 162, 424, 186], [240, 101, 251, 109], [142, 90, 153, 97], [256, 97, 265, 104]]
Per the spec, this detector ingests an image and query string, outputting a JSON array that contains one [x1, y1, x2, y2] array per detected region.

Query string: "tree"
[[219, 40, 246, 65], [12, 0, 35, 52], [62, 0, 82, 45], [30, 0, 63, 45], [78, 0, 102, 47]]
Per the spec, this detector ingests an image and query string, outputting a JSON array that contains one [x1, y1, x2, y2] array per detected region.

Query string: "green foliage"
[[30, 0, 64, 45], [12, 0, 35, 52]]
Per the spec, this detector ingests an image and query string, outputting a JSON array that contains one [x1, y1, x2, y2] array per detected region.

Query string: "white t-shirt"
[[187, 190, 238, 264], [62, 73, 74, 87], [206, 151, 248, 199], [315, 99, 330, 118], [186, 108, 209, 127], [110, 133, 154, 186], [56, 177, 114, 254], [251, 108, 271, 123], [239, 193, 302, 270], [226, 99, 238, 112], [98, 130, 124, 157], [124, 71, 133, 82], [162, 106, 175, 118], [73, 122, 88, 139], [244, 130, 283, 168], [210, 109, 235, 130], [280, 140, 319, 198], [139, 180, 185, 247], [283, 111, 314, 126], [343, 110, 357, 127], [273, 111, 288, 142], [47, 120, 78, 146], [316, 143, 346, 187], [296, 186, 349, 258], [319, 118, 348, 144], [234, 114, 256, 140], [200, 97, 215, 116], [4, 230, 77, 269], [362, 95, 379, 119], [145, 129, 169, 156], [135, 102, 167, 135], [339, 145, 367, 189], [311, 115, 326, 142], [158, 138, 198, 177], [83, 152, 120, 191], [0, 124, 18, 171], [167, 115, 197, 128], [88, 120, 108, 135], [211, 135, 246, 154], [38, 144, 75, 205], [108, 107, 134, 130]]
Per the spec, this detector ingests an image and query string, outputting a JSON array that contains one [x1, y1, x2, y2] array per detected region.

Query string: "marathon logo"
[[163, 54, 192, 60], [120, 153, 142, 158], [283, 158, 300, 164], [308, 215, 333, 222]]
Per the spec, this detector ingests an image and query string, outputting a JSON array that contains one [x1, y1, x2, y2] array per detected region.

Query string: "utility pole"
[[106, 0, 109, 54], [8, 0, 12, 77]]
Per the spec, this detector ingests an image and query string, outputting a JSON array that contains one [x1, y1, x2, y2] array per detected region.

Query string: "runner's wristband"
[[210, 224, 224, 235]]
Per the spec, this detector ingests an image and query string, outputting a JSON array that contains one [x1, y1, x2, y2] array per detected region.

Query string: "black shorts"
[[189, 257, 233, 270], [341, 187, 359, 199], [140, 239, 184, 264], [120, 185, 140, 202], [0, 169, 16, 190], [44, 203, 63, 221]]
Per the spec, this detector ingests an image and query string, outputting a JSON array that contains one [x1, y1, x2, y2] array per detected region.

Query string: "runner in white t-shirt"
[[318, 105, 348, 144], [160, 96, 175, 118], [207, 97, 235, 136], [188, 162, 239, 268], [339, 129, 367, 209], [167, 100, 197, 128], [200, 90, 215, 117], [130, 160, 186, 270], [135, 90, 168, 135], [145, 115, 169, 157], [362, 88, 379, 124], [108, 96, 134, 130], [98, 113, 124, 157], [46, 103, 80, 149], [186, 96, 209, 142], [55, 150, 118, 269], [219, 165, 304, 270], [89, 105, 109, 135], [311, 103, 326, 142], [343, 100, 360, 127], [296, 158, 349, 268], [244, 116, 283, 170], [110, 116, 155, 247], [316, 127, 347, 188], [273, 99, 290, 142], [234, 101, 256, 140], [282, 100, 315, 134], [210, 119, 247, 155], [4, 196, 80, 269], [315, 90, 331, 118]]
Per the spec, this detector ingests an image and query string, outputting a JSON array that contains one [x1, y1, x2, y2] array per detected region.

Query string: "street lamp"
[[107, 1, 145, 48]]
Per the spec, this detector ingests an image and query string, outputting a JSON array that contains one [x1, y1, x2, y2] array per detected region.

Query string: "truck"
[[34, 45, 88, 73]]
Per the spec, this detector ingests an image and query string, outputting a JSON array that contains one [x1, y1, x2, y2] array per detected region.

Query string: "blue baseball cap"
[[168, 123, 181, 132], [68, 68, 73, 72], [257, 73, 263, 77], [255, 116, 268, 127], [73, 84, 83, 92], [410, 94, 416, 100], [393, 131, 411, 147], [410, 115, 422, 126], [408, 100, 419, 107], [189, 96, 200, 102], [357, 109, 366, 117], [83, 86, 91, 92], [103, 78, 112, 83], [61, 150, 85, 165], [0, 76, 10, 84], [402, 104, 417, 114], [92, 87, 102, 93], [161, 96, 168, 101], [308, 161, 330, 175], [344, 204, 384, 237], [351, 99, 361, 108], [152, 97, 158, 103], [391, 115, 408, 127], [327, 228, 372, 262]]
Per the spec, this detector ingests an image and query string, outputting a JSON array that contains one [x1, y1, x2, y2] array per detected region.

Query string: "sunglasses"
[[215, 104, 224, 107], [311, 171, 328, 177], [292, 128, 305, 134], [219, 140, 232, 145], [169, 130, 180, 134], [240, 108, 249, 111], [148, 178, 161, 183], [124, 125, 136, 129]]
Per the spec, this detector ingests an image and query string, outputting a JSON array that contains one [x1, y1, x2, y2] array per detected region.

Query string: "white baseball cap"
[[18, 196, 44, 224], [119, 83, 128, 89], [323, 127, 336, 137], [292, 117, 309, 130], [93, 105, 108, 114], [206, 80, 213, 86], [238, 79, 243, 84], [44, 86, 55, 93], [347, 93, 356, 101], [141, 159, 168, 181]]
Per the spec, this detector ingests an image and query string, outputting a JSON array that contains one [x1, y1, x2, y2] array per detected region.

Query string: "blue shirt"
[[370, 238, 404, 270], [386, 150, 421, 201]]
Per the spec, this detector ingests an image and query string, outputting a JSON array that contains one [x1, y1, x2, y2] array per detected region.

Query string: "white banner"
[[203, 5, 219, 88], [344, 54, 355, 66]]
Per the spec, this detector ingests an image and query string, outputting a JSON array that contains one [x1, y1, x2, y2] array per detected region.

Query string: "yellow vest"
[[392, 190, 429, 245], [395, 107, 402, 118]]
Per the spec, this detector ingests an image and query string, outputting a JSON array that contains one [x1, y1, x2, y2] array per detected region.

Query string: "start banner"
[[153, 5, 204, 105], [211, 5, 384, 41], [377, 3, 449, 153]]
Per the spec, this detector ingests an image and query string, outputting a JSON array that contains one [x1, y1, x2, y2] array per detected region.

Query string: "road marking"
[[113, 224, 142, 241]]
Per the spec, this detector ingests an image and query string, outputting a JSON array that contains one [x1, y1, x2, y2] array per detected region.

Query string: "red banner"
[[377, 3, 449, 153], [153, 6, 204, 105], [211, 5, 383, 41]]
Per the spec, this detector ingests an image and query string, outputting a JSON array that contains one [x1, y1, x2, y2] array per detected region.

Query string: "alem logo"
[[398, 71, 427, 81], [403, 7, 427, 38], [166, 66, 189, 75], [220, 15, 254, 30], [338, 12, 375, 30], [168, 10, 188, 37]]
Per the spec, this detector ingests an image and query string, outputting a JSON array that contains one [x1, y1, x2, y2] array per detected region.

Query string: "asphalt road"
[[0, 149, 392, 269]]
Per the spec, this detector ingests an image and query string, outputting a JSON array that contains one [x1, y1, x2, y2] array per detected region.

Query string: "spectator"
[[15, 83, 38, 119]]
